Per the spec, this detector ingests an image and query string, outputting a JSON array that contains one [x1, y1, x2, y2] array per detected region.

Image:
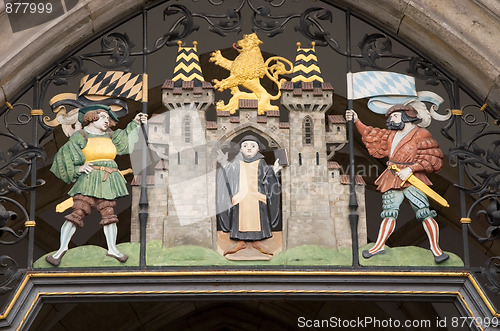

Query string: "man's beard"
[[386, 120, 405, 130]]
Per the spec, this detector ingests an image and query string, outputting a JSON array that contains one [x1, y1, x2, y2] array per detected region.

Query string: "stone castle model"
[[130, 40, 367, 252]]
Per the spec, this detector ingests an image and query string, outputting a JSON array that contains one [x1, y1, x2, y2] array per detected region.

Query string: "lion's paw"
[[209, 50, 222, 63]]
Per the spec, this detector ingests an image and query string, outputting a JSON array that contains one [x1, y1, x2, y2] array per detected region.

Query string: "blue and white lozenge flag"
[[347, 71, 423, 114], [347, 71, 417, 100], [346, 71, 448, 121]]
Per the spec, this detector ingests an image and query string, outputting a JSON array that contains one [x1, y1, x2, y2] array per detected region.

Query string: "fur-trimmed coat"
[[355, 120, 443, 193]]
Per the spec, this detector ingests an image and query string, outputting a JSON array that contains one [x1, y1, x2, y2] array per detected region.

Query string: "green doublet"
[[50, 121, 139, 200]]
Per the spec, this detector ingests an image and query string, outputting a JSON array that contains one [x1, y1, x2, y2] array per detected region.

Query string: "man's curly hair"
[[83, 109, 117, 127]]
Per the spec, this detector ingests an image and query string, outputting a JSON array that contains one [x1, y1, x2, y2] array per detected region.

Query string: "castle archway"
[[215, 124, 286, 255], [217, 124, 285, 165]]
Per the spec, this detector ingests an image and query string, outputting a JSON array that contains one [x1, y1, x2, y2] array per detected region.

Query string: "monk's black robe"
[[216, 152, 281, 241]]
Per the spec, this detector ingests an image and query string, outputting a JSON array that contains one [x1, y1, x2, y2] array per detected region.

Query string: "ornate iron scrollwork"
[[0, 197, 29, 245], [0, 195, 26, 295], [357, 33, 410, 70], [482, 256, 500, 294], [152, 1, 342, 53], [0, 106, 46, 195], [38, 56, 86, 109], [449, 112, 499, 196], [0, 256, 21, 295], [477, 197, 500, 243], [197, 3, 243, 37], [293, 7, 337, 48], [0, 187, 36, 297], [449, 123, 500, 244], [0, 0, 497, 300], [249, 1, 298, 37], [0, 101, 45, 298], [448, 106, 500, 289], [151, 4, 202, 52], [408, 57, 454, 104], [82, 32, 136, 69]]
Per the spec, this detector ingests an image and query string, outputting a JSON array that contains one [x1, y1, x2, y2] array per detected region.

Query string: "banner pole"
[[346, 10, 359, 267], [139, 8, 149, 269]]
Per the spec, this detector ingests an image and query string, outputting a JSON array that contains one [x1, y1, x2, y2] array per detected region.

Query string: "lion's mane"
[[230, 35, 266, 83]]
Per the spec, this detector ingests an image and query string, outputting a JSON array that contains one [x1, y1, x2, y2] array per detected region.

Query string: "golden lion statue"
[[210, 33, 293, 115]]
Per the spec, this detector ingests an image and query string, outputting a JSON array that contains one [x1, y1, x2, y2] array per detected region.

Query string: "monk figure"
[[216, 135, 282, 256]]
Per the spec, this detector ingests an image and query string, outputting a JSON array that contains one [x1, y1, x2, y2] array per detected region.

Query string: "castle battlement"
[[205, 99, 288, 149], [162, 79, 214, 111], [281, 81, 334, 113]]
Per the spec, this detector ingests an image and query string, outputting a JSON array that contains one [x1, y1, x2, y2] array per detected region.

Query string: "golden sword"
[[389, 164, 449, 208]]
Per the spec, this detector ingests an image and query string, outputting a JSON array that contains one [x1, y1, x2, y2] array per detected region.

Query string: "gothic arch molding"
[[218, 123, 284, 151], [0, 0, 498, 109]]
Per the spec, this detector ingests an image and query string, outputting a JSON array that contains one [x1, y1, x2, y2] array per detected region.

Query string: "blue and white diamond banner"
[[347, 71, 417, 100]]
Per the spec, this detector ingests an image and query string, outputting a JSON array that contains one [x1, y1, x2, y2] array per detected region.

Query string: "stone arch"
[[0, 0, 498, 110], [217, 123, 284, 151]]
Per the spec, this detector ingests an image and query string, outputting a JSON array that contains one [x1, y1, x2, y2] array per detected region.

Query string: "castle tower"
[[162, 41, 214, 247], [132, 41, 215, 248], [281, 42, 335, 248], [281, 42, 366, 250]]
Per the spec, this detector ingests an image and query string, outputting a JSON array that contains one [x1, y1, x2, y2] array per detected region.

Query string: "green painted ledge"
[[359, 243, 464, 267], [34, 241, 463, 268]]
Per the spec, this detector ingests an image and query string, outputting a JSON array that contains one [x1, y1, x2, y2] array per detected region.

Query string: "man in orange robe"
[[346, 104, 449, 263]]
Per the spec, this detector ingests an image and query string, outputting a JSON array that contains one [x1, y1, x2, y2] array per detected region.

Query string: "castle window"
[[183, 115, 192, 144], [303, 116, 313, 146]]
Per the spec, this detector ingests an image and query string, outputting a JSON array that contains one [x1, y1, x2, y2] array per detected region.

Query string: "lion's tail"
[[264, 56, 294, 100]]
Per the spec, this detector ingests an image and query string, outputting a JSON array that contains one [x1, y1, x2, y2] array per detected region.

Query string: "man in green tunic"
[[46, 105, 147, 266]]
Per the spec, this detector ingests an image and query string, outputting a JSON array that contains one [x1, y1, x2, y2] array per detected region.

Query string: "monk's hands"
[[216, 149, 228, 167], [397, 167, 413, 181], [345, 109, 358, 122], [134, 113, 148, 125], [273, 159, 282, 174], [79, 163, 94, 174]]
